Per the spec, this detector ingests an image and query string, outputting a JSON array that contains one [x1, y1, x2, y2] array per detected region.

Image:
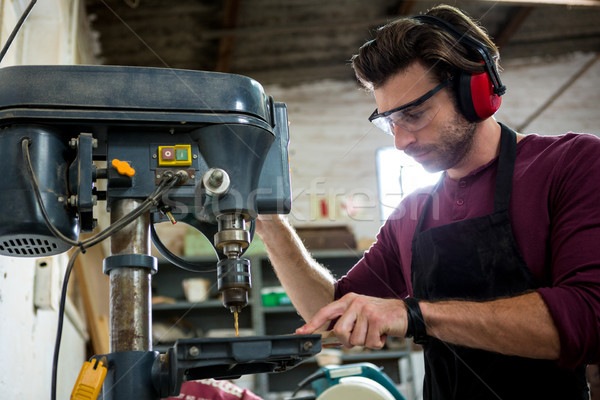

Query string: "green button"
[[175, 148, 188, 161]]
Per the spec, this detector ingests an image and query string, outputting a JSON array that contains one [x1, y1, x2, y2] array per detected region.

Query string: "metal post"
[[108, 199, 152, 352]]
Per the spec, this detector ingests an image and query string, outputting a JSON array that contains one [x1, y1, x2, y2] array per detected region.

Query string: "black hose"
[[150, 222, 218, 272]]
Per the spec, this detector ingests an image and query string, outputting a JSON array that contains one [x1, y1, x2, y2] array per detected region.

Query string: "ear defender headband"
[[413, 14, 507, 122]]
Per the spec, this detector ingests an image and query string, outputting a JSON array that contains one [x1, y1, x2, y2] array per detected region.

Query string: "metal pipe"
[[109, 199, 152, 352]]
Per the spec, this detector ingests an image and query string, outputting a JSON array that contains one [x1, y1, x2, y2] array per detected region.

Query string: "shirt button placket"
[[452, 179, 468, 219]]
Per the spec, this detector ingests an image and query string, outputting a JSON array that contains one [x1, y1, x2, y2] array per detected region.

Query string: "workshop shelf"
[[152, 250, 413, 398], [152, 300, 226, 311]]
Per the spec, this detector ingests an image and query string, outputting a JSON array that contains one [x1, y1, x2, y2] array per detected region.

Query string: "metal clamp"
[[103, 254, 158, 275]]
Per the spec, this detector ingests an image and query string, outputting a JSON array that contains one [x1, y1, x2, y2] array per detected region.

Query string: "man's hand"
[[295, 293, 408, 348]]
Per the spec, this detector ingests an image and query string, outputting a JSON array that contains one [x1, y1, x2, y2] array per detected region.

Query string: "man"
[[256, 5, 600, 399]]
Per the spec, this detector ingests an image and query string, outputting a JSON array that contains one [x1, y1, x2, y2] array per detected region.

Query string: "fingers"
[[295, 296, 350, 334], [296, 294, 402, 349], [348, 309, 369, 346], [344, 299, 386, 348]]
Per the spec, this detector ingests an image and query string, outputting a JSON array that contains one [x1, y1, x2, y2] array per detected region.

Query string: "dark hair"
[[351, 5, 500, 91]]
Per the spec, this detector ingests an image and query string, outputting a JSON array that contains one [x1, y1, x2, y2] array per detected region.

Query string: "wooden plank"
[[73, 239, 110, 355]]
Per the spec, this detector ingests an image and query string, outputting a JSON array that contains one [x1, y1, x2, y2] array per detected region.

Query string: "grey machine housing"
[[0, 65, 320, 400], [0, 64, 292, 257]]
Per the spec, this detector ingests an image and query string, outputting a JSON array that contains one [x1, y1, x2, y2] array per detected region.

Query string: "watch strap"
[[402, 297, 429, 345]]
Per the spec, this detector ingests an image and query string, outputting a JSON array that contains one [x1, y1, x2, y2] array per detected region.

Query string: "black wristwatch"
[[402, 297, 429, 345]]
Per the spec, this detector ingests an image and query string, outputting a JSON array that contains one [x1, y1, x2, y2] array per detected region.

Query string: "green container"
[[261, 287, 290, 307]]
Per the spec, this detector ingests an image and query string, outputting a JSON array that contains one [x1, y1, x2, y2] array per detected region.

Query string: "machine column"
[[108, 199, 152, 352]]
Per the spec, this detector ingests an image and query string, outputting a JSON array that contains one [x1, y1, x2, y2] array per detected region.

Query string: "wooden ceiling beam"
[[396, 0, 418, 16], [201, 17, 394, 39], [480, 0, 600, 6], [215, 0, 241, 73], [494, 5, 535, 49]]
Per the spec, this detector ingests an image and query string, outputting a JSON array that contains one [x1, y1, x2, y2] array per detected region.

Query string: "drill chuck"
[[217, 257, 251, 313]]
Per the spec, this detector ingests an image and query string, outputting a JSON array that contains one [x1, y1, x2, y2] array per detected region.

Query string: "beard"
[[405, 112, 477, 173]]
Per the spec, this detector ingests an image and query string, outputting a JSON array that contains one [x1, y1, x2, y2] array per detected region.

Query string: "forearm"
[[420, 291, 560, 359], [256, 215, 336, 322]]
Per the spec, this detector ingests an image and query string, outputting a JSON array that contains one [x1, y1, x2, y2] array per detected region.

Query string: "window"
[[376, 146, 441, 220]]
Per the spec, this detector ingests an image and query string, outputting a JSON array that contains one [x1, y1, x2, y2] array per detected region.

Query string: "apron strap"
[[494, 123, 518, 213], [414, 175, 443, 235], [414, 123, 518, 234]]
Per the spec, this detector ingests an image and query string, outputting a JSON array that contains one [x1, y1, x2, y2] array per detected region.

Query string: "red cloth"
[[167, 379, 263, 400]]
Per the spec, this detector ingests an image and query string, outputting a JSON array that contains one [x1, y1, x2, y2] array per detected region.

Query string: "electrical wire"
[[22, 138, 182, 400], [289, 369, 326, 398], [0, 0, 37, 63], [22, 138, 180, 251], [22, 138, 79, 247], [149, 219, 256, 273], [150, 222, 218, 272], [50, 247, 81, 400]]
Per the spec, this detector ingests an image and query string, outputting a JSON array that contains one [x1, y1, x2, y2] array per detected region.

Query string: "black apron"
[[410, 124, 588, 399]]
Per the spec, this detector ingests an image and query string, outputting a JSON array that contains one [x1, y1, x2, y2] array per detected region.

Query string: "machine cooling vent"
[[0, 235, 61, 257]]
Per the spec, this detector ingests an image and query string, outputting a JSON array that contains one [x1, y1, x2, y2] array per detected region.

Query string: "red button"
[[161, 147, 175, 160], [457, 199, 464, 206]]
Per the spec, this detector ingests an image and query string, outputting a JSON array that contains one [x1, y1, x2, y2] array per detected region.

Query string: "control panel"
[[157, 145, 192, 167]]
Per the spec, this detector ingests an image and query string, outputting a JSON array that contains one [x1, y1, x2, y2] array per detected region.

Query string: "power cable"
[[0, 0, 37, 63], [22, 138, 182, 400], [50, 247, 81, 400]]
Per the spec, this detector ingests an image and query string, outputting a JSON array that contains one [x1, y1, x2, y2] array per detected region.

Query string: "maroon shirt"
[[334, 131, 600, 369]]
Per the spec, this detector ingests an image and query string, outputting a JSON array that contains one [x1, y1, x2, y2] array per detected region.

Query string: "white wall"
[[496, 52, 600, 135], [0, 0, 99, 398], [0, 0, 98, 67], [0, 255, 87, 399], [264, 51, 600, 243]]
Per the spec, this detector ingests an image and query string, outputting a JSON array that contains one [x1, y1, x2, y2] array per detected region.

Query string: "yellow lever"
[[71, 359, 107, 400], [165, 210, 177, 224], [111, 159, 135, 177]]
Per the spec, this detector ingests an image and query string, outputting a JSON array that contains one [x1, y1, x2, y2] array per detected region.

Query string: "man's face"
[[373, 62, 477, 173]]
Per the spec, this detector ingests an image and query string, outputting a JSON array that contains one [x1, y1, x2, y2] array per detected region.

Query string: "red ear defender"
[[413, 14, 506, 122], [471, 70, 502, 120], [457, 69, 502, 122]]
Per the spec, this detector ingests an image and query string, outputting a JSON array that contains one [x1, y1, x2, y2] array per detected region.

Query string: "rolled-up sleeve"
[[334, 205, 415, 302], [537, 134, 600, 368]]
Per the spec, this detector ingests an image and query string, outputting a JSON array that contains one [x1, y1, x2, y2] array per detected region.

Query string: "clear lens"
[[372, 102, 442, 135], [369, 78, 451, 136]]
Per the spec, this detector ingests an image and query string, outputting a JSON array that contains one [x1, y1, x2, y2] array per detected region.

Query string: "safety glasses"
[[368, 78, 451, 135]]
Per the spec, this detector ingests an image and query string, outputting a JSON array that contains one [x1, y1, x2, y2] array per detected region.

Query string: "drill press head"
[[198, 169, 253, 311], [0, 64, 291, 317], [190, 120, 289, 315], [214, 214, 252, 313]]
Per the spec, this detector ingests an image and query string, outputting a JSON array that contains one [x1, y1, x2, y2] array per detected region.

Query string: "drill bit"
[[234, 310, 239, 337]]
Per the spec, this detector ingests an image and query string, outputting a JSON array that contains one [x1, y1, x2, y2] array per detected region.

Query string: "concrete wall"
[[0, 0, 98, 398], [264, 51, 600, 243]]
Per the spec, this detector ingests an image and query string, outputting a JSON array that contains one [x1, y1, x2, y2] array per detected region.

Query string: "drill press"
[[0, 64, 320, 399], [202, 167, 253, 332]]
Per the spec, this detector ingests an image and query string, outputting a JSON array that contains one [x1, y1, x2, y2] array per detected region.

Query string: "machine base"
[[157, 334, 321, 398]]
